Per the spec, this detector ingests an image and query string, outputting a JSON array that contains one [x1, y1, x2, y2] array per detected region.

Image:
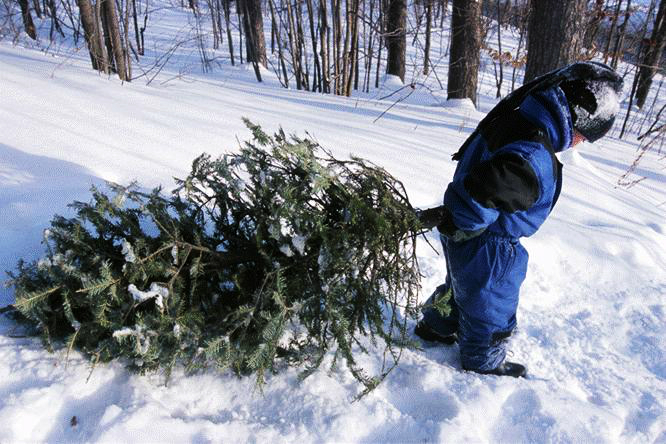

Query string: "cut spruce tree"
[[7, 121, 426, 396]]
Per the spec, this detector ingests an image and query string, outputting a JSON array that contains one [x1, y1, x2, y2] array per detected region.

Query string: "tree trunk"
[[241, 0, 267, 67], [32, 0, 43, 18], [603, 0, 623, 64], [524, 0, 586, 82], [364, 0, 374, 92], [346, 0, 360, 95], [319, 0, 330, 92], [101, 0, 129, 80], [635, 0, 666, 108], [447, 0, 482, 104], [611, 0, 631, 69], [46, 0, 64, 40], [223, 0, 235, 65], [95, 0, 110, 72], [18, 0, 37, 40], [306, 0, 321, 91], [295, 0, 310, 90], [268, 0, 289, 86], [423, 0, 432, 75], [132, 0, 142, 55], [341, 0, 352, 94], [385, 0, 406, 82], [494, 0, 503, 98], [583, 0, 604, 52], [375, 0, 384, 88], [237, 0, 243, 64]]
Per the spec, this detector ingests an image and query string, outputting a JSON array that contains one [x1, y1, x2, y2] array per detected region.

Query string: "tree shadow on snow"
[[0, 144, 104, 307]]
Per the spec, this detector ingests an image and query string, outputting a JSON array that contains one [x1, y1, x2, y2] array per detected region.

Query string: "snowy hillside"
[[2, 2, 666, 442]]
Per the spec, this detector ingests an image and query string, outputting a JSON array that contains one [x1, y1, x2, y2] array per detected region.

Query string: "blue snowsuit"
[[422, 86, 574, 371]]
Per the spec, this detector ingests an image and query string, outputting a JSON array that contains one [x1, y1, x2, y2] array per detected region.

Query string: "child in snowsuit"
[[416, 62, 624, 377]]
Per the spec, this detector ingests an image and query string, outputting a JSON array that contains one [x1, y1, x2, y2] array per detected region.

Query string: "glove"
[[416, 205, 486, 242], [415, 205, 449, 230]]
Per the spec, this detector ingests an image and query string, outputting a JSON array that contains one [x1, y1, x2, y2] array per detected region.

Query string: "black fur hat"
[[559, 64, 623, 142]]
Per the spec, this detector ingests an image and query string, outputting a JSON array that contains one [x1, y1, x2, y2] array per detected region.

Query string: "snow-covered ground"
[[2, 3, 666, 442]]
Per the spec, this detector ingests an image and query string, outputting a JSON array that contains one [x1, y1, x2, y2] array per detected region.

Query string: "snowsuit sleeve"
[[443, 149, 541, 233]]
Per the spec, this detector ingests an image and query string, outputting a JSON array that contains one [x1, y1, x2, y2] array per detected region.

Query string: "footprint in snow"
[[492, 389, 556, 444]]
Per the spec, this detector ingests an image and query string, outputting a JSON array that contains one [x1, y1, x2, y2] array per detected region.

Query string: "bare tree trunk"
[[524, 0, 586, 82], [241, 0, 267, 67], [286, 0, 302, 89], [268, 0, 289, 86], [332, 0, 342, 93], [100, 0, 116, 71], [635, 0, 666, 108], [32, 0, 43, 18], [306, 0, 322, 91], [101, 0, 129, 80], [494, 0, 503, 98], [46, 0, 64, 40], [511, 1, 527, 91], [237, 0, 243, 64], [604, 0, 623, 64], [270, 1, 276, 53], [583, 0, 604, 52], [353, 0, 361, 91], [207, 0, 220, 49], [611, 0, 631, 69], [385, 0, 406, 82], [423, 0, 432, 75], [124, 0, 132, 78], [95, 0, 110, 72], [319, 0, 330, 92], [364, 0, 374, 92], [341, 0, 352, 94], [375, 0, 384, 88], [447, 0, 482, 104], [223, 0, 235, 65], [346, 0, 360, 95], [18, 0, 37, 39], [620, 64, 640, 138], [131, 0, 142, 55], [295, 0, 310, 90]]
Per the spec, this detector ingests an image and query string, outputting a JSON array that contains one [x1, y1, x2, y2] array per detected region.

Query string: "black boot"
[[465, 361, 527, 378], [414, 321, 457, 345]]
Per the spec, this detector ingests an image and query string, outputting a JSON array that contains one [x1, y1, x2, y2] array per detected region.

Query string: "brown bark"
[[223, 0, 235, 65], [583, 0, 604, 52], [375, 0, 384, 88], [101, 0, 129, 80], [305, 0, 322, 91], [319, 0, 330, 92], [611, 0, 631, 69], [385, 0, 406, 82], [346, 0, 360, 95], [76, 0, 108, 73], [524, 0, 586, 82], [18, 0, 37, 40], [285, 0, 302, 89], [604, 0, 623, 64], [268, 0, 289, 86], [241, 0, 267, 67], [332, 0, 342, 93], [636, 0, 666, 108], [447, 0, 482, 104], [32, 0, 42, 18], [423, 0, 432, 75]]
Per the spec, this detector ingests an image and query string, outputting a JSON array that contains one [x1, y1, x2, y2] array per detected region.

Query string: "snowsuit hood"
[[519, 86, 574, 153]]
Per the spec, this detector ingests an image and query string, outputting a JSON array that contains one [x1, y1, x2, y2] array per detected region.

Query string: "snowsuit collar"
[[518, 86, 574, 153]]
